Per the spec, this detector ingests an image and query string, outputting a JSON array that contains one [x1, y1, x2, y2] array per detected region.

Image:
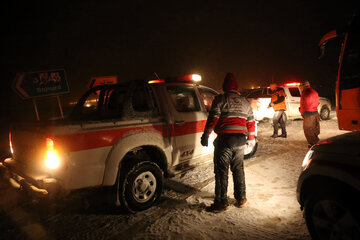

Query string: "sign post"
[[13, 69, 70, 120]]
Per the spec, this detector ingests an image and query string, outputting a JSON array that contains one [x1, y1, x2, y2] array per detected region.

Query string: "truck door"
[[165, 84, 207, 163], [337, 32, 360, 130], [287, 87, 302, 118]]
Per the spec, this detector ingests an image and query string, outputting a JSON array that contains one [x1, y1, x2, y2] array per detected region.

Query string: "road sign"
[[13, 69, 69, 99]]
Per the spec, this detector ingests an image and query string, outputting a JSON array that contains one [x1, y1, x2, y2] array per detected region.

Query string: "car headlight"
[[302, 150, 314, 169]]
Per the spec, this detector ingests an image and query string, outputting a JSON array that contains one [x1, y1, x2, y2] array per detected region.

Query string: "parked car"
[[241, 83, 332, 121], [297, 131, 360, 239]]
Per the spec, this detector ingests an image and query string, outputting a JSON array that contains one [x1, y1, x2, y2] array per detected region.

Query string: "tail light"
[[9, 132, 14, 155], [45, 138, 60, 169]]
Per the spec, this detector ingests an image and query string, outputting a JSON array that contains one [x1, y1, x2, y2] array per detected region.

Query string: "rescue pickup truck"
[[0, 75, 257, 212], [242, 83, 332, 122]]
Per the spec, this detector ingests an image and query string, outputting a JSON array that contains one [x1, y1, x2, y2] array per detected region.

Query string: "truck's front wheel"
[[244, 138, 258, 159], [119, 161, 163, 212]]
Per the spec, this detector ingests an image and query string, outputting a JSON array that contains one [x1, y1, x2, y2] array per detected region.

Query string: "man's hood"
[[222, 73, 238, 92]]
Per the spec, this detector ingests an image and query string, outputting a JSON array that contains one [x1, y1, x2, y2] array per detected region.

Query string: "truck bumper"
[[0, 159, 65, 198]]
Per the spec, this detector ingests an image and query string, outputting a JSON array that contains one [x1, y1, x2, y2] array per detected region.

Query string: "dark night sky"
[[1, 0, 359, 122]]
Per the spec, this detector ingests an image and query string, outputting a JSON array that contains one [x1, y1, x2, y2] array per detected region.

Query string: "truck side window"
[[199, 88, 218, 112], [167, 86, 201, 112], [132, 86, 151, 112], [288, 87, 301, 97], [341, 34, 360, 90]]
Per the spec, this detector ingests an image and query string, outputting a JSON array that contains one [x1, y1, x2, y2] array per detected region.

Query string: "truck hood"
[[319, 97, 330, 102], [313, 131, 360, 156]]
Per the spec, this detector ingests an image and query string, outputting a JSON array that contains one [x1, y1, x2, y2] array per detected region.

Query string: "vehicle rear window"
[[73, 86, 126, 120]]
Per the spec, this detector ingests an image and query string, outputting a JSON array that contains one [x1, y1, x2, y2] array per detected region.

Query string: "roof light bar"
[[148, 74, 202, 84], [148, 79, 165, 84], [284, 82, 301, 87], [177, 74, 202, 82]]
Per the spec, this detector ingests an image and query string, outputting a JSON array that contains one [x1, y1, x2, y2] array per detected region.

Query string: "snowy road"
[[0, 116, 349, 240]]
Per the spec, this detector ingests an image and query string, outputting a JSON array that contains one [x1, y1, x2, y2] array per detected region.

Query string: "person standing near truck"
[[268, 83, 287, 138], [299, 80, 320, 148], [201, 72, 256, 212]]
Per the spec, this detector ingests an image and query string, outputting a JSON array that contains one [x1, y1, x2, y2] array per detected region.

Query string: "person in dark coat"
[[201, 73, 256, 212]]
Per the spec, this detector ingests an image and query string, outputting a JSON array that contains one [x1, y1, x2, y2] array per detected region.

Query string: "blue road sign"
[[13, 69, 69, 99]]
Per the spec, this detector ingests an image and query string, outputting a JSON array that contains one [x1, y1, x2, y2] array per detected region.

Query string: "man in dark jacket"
[[300, 80, 320, 148], [201, 73, 256, 212], [268, 83, 287, 138]]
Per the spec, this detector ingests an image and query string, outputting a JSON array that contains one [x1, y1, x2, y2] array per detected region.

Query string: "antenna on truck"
[[153, 72, 160, 80]]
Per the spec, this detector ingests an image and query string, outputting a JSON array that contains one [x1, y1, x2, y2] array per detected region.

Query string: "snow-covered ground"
[[0, 114, 349, 240]]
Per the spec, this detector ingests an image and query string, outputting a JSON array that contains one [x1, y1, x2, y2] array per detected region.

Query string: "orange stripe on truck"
[[56, 121, 207, 152]]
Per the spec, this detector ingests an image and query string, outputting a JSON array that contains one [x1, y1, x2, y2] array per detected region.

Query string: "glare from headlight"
[[45, 150, 60, 169], [302, 150, 314, 169]]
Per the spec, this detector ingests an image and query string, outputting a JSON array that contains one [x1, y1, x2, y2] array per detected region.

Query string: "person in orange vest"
[[268, 83, 287, 138]]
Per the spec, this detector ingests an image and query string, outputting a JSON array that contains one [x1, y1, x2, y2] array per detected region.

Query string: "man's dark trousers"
[[213, 133, 247, 204]]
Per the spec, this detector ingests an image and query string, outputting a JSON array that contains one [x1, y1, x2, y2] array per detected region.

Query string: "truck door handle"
[[175, 120, 185, 125]]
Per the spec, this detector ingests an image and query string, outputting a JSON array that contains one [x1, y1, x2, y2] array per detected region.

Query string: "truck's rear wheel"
[[119, 161, 163, 212], [320, 106, 330, 120]]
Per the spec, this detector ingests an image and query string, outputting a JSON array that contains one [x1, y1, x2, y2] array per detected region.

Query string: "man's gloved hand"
[[201, 134, 209, 147], [246, 139, 256, 148]]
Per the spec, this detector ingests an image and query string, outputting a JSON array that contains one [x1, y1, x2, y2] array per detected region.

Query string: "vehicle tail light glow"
[[148, 79, 165, 84], [284, 82, 301, 87], [190, 74, 202, 82], [45, 138, 60, 169], [9, 132, 13, 154], [177, 74, 202, 82]]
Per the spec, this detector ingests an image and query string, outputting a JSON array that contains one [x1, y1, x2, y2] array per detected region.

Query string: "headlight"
[[302, 150, 314, 169]]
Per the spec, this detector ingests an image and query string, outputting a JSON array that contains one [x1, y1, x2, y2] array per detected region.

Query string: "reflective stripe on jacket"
[[203, 90, 256, 139], [270, 88, 287, 111]]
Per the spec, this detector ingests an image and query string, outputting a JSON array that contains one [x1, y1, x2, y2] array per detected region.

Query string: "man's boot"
[[270, 133, 278, 138], [280, 132, 287, 138], [205, 201, 228, 213], [234, 198, 247, 208]]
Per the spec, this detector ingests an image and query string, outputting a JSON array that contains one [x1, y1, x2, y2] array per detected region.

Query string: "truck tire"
[[119, 161, 163, 212], [320, 106, 330, 120], [303, 185, 360, 240], [244, 138, 258, 159]]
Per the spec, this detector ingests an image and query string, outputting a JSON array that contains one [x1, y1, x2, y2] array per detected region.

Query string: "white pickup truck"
[[242, 83, 332, 121], [1, 76, 257, 212]]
